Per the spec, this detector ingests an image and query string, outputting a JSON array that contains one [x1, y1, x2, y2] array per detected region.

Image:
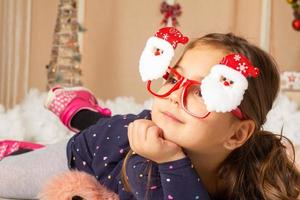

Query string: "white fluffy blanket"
[[0, 89, 299, 146]]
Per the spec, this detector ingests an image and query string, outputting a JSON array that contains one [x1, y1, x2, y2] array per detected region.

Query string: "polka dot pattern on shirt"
[[66, 110, 210, 200]]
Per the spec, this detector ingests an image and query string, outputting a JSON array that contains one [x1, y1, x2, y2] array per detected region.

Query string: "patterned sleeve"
[[66, 110, 152, 186], [125, 154, 163, 200], [158, 157, 211, 200], [126, 155, 211, 200]]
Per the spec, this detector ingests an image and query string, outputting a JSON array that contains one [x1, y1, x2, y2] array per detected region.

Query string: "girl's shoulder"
[[119, 109, 151, 120], [94, 109, 152, 127]]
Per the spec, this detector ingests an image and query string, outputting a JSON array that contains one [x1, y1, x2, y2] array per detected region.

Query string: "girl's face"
[[151, 45, 239, 155]]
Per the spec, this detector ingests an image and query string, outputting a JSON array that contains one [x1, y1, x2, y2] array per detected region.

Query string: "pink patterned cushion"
[[0, 140, 44, 160]]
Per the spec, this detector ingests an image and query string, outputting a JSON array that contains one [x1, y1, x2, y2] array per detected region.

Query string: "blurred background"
[[0, 0, 299, 108], [0, 0, 299, 147]]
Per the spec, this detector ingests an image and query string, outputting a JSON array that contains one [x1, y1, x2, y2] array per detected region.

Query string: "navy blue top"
[[66, 110, 211, 200]]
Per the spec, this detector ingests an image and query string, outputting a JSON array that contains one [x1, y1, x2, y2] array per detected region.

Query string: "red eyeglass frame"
[[147, 66, 246, 120]]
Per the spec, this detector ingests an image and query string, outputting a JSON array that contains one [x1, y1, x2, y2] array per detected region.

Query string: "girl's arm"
[[125, 154, 163, 199], [158, 157, 211, 200], [126, 155, 211, 200], [67, 111, 151, 184], [126, 119, 211, 199]]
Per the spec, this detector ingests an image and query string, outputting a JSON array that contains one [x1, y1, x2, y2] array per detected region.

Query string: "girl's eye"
[[194, 88, 202, 97], [166, 76, 178, 84]]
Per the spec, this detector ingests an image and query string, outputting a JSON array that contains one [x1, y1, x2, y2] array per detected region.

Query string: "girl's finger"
[[131, 121, 138, 147], [132, 120, 142, 152], [147, 126, 163, 147], [127, 122, 134, 149], [136, 120, 149, 142]]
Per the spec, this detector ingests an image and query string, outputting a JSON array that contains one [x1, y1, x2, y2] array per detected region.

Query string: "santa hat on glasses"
[[139, 28, 260, 114], [139, 27, 189, 82], [200, 53, 260, 113]]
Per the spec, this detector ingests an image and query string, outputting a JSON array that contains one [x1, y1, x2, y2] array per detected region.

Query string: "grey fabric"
[[0, 139, 69, 199]]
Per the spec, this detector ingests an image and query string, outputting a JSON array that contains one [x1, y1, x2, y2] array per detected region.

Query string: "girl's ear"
[[223, 120, 256, 150]]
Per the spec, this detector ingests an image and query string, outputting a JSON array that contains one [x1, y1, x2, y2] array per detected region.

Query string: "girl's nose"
[[168, 87, 182, 105]]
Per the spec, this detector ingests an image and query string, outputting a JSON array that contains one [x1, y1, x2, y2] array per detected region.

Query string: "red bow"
[[160, 1, 182, 27]]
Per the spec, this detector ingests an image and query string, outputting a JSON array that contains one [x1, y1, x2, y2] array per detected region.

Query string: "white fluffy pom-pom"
[[139, 37, 174, 82], [201, 64, 248, 112]]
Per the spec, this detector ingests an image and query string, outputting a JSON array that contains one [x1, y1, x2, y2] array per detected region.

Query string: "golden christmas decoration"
[[46, 0, 83, 89]]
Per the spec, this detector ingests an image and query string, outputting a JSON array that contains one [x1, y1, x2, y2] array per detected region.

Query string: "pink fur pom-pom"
[[39, 170, 120, 200]]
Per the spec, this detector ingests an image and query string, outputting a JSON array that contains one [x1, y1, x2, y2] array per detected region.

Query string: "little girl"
[[1, 28, 300, 200]]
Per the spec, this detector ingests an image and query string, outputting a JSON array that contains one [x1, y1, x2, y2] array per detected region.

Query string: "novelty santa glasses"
[[147, 66, 246, 120], [139, 27, 260, 120]]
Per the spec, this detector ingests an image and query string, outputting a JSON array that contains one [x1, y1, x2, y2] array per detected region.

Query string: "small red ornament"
[[286, 0, 300, 31], [292, 18, 300, 30], [160, 1, 182, 27], [287, 0, 298, 4]]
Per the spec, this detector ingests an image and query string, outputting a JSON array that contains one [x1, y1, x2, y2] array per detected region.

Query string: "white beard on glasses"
[[139, 37, 174, 82], [200, 64, 248, 113]]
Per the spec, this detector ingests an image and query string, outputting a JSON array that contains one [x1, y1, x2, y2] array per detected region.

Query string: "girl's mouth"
[[161, 111, 184, 124]]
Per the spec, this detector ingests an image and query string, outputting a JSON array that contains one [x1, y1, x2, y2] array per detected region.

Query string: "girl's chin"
[[157, 123, 179, 142], [152, 112, 182, 140]]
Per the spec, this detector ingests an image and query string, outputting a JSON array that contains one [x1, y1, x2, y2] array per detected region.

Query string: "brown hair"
[[121, 33, 300, 200]]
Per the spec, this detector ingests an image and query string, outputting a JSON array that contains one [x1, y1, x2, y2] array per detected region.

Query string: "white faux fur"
[[263, 93, 300, 143], [139, 36, 174, 82], [0, 89, 152, 144], [0, 88, 299, 145], [201, 64, 248, 112], [0, 89, 71, 144]]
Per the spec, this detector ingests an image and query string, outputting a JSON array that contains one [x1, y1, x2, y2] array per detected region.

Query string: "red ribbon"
[[160, 1, 182, 27]]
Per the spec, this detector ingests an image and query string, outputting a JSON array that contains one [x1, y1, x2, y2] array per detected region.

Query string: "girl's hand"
[[128, 119, 186, 164]]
